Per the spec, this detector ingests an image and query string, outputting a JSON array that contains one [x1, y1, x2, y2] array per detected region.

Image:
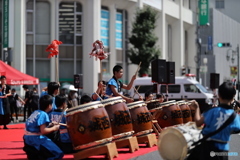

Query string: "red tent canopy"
[[0, 60, 39, 85]]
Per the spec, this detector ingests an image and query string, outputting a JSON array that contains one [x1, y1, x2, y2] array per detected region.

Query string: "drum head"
[[158, 127, 188, 160], [160, 100, 176, 107], [127, 101, 146, 109], [66, 101, 103, 116]]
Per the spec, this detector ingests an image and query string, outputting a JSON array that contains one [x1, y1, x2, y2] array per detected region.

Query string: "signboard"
[[3, 0, 9, 48], [200, 65, 207, 73], [230, 66, 238, 77], [199, 0, 209, 26]]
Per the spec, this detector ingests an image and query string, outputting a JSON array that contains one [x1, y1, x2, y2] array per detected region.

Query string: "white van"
[[129, 75, 214, 112]]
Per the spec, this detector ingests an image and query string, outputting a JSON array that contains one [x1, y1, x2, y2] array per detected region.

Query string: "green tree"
[[128, 6, 161, 76]]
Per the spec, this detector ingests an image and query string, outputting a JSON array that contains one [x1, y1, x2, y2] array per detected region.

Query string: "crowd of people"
[[2, 64, 240, 160]]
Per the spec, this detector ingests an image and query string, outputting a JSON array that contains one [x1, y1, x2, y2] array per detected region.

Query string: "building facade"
[[0, 0, 198, 95], [198, 0, 240, 90]]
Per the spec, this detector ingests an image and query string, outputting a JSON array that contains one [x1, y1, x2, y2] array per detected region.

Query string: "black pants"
[[10, 103, 18, 120], [187, 141, 228, 160], [23, 104, 33, 121]]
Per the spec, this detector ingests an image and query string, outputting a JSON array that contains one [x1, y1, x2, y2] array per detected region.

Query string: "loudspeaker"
[[210, 73, 220, 89], [151, 59, 167, 84], [166, 61, 175, 84], [74, 74, 83, 89]]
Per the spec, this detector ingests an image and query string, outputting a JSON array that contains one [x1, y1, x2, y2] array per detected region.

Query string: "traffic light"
[[217, 43, 231, 48]]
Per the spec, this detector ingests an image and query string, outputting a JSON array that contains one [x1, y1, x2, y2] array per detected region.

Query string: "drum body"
[[66, 101, 112, 150], [102, 97, 134, 140], [157, 101, 183, 128], [146, 100, 160, 112], [188, 102, 196, 121], [158, 122, 202, 160], [177, 101, 192, 123], [127, 101, 152, 136]]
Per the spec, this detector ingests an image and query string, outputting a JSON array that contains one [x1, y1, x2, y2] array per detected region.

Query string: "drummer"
[[156, 93, 165, 103], [145, 91, 154, 101], [80, 95, 92, 104], [49, 95, 74, 154], [92, 80, 109, 101], [106, 65, 136, 103]]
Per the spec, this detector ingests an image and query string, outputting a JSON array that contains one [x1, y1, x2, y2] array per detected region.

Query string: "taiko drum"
[[101, 96, 134, 140], [177, 101, 192, 123], [66, 101, 112, 150], [156, 101, 183, 128], [127, 101, 153, 136]]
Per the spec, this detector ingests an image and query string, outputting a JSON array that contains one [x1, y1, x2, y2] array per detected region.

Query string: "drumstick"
[[59, 123, 67, 127], [133, 86, 141, 98], [135, 61, 142, 76], [133, 87, 141, 99], [94, 92, 103, 101]]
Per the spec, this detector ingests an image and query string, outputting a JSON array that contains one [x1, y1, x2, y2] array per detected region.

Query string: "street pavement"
[[130, 134, 240, 160], [8, 117, 240, 160]]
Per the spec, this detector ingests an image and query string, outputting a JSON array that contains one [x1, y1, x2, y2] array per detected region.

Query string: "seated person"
[[80, 95, 92, 104], [156, 93, 165, 103], [145, 92, 154, 101], [23, 95, 63, 160], [92, 80, 109, 101], [49, 95, 74, 154]]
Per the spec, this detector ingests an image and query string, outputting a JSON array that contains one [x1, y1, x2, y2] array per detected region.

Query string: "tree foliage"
[[128, 7, 161, 76]]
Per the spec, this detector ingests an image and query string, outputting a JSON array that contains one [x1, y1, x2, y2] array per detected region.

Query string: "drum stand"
[[151, 110, 163, 137], [73, 142, 118, 160], [115, 136, 139, 153], [137, 133, 157, 147]]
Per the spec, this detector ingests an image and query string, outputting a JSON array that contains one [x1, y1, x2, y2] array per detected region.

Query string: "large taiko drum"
[[157, 101, 183, 128], [146, 99, 161, 112], [127, 101, 153, 136], [158, 122, 202, 160], [101, 96, 134, 140], [66, 101, 112, 150], [177, 101, 192, 123], [187, 101, 196, 121]]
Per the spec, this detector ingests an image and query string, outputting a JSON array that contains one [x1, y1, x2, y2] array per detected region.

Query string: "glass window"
[[26, 0, 33, 10], [26, 12, 33, 32], [101, 9, 109, 47], [184, 84, 200, 93], [116, 12, 123, 49], [36, 2, 50, 44], [216, 0, 224, 9], [160, 85, 181, 93], [59, 2, 74, 44], [135, 85, 153, 94]]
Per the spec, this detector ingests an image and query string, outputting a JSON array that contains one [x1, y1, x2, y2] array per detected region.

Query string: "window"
[[58, 2, 83, 79], [216, 0, 224, 9], [184, 84, 200, 93], [160, 85, 181, 93], [101, 8, 109, 48], [26, 0, 51, 78], [136, 85, 153, 94]]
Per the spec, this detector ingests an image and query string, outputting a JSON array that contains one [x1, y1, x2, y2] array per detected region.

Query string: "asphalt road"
[[130, 134, 240, 160]]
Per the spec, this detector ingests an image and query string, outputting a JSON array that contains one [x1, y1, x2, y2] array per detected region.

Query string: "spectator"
[[22, 85, 30, 121], [29, 87, 40, 111], [9, 88, 24, 123]]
